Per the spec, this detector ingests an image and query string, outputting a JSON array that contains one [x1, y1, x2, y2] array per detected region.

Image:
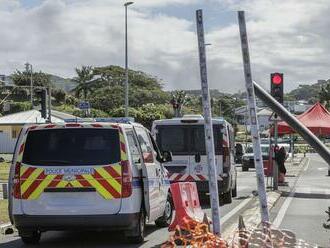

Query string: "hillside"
[[286, 80, 329, 103]]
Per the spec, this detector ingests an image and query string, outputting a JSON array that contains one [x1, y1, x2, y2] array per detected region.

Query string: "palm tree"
[[170, 91, 190, 117], [72, 66, 94, 100]]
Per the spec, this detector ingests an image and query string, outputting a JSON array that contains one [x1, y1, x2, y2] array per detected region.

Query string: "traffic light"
[[36, 89, 47, 119], [270, 72, 284, 104]]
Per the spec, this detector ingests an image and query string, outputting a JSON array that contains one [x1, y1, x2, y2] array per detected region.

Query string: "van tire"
[[127, 210, 145, 244], [155, 194, 173, 227], [223, 190, 232, 204], [20, 230, 41, 244]]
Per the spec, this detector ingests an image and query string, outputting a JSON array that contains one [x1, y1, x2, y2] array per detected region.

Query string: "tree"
[[319, 80, 330, 109], [12, 70, 52, 87], [72, 66, 94, 100], [170, 91, 190, 117]]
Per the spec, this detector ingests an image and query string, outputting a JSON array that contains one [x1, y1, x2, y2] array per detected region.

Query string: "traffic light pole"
[[196, 9, 221, 236], [273, 118, 278, 190], [48, 86, 52, 123], [238, 11, 270, 224]]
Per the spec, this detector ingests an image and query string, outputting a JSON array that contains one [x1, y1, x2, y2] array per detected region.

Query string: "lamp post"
[[25, 63, 33, 106], [124, 1, 134, 117]]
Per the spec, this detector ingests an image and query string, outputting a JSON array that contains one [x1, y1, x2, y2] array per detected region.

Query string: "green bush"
[[4, 101, 32, 114]]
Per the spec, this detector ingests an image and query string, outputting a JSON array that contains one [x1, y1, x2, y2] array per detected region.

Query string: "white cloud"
[[0, 0, 329, 93]]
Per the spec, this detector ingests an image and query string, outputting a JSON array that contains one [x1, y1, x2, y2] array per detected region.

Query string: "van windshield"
[[22, 128, 120, 166], [156, 124, 223, 155]]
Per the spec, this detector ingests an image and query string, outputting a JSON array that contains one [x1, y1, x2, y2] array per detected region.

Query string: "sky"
[[0, 0, 329, 93]]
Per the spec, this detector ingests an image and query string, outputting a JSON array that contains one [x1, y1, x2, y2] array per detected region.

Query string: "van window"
[[135, 127, 154, 163], [191, 125, 222, 155], [156, 124, 222, 155], [22, 128, 120, 166], [126, 130, 141, 165], [157, 126, 188, 154]]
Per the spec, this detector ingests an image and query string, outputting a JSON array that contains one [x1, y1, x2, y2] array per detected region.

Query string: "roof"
[[0, 109, 77, 125], [257, 108, 272, 116], [276, 102, 330, 135]]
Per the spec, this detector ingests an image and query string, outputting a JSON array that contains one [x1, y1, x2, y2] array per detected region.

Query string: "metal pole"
[[30, 64, 33, 106], [124, 2, 133, 117], [48, 86, 51, 123], [196, 9, 221, 235], [253, 81, 330, 176], [273, 119, 278, 190], [238, 11, 270, 223]]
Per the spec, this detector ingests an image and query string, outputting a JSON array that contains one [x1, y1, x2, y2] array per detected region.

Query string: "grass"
[[0, 199, 9, 224], [0, 162, 10, 181]]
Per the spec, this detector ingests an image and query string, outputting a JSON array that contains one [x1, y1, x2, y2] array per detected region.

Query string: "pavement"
[[269, 153, 330, 247], [0, 154, 312, 247]]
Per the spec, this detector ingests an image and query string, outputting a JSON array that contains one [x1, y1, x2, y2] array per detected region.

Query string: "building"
[[234, 106, 272, 131], [0, 109, 76, 153]]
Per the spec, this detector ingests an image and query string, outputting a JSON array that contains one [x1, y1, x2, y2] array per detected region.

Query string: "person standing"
[[275, 146, 287, 183]]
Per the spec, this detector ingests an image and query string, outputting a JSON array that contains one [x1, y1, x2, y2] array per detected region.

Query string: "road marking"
[[221, 196, 252, 224], [273, 158, 310, 228]]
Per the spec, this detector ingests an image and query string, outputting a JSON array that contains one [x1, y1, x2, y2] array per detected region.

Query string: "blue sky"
[[0, 0, 329, 93]]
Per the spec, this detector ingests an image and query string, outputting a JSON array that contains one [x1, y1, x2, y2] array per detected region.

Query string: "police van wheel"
[[155, 194, 173, 227], [20, 230, 41, 244], [223, 190, 232, 204], [127, 210, 145, 244]]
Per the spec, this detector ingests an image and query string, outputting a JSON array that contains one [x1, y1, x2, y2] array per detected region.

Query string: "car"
[[8, 118, 173, 244], [152, 115, 237, 205], [242, 144, 271, 171]]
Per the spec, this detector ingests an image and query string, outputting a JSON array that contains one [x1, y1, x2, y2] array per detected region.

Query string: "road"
[[0, 167, 259, 248], [2, 155, 328, 247], [270, 154, 330, 247]]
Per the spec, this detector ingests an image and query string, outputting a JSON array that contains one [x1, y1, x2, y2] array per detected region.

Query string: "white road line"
[[272, 158, 310, 228], [221, 196, 252, 224]]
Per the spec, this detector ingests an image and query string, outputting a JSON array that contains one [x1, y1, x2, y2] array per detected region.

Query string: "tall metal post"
[[48, 86, 52, 123], [196, 9, 221, 235], [238, 11, 270, 223], [25, 63, 33, 106], [124, 2, 134, 117], [273, 118, 278, 190]]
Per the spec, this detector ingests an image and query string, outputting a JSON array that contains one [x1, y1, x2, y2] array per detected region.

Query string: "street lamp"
[[124, 1, 134, 117], [25, 62, 33, 106]]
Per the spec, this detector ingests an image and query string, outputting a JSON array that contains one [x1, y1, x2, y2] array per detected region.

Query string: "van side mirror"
[[162, 151, 172, 163]]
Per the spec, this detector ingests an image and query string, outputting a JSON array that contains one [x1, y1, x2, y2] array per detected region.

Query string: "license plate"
[[44, 168, 94, 175]]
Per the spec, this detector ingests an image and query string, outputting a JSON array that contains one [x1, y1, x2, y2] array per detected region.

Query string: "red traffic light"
[[272, 73, 283, 85]]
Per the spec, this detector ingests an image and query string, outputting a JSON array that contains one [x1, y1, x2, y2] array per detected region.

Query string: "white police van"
[[8, 118, 173, 244], [152, 115, 237, 205]]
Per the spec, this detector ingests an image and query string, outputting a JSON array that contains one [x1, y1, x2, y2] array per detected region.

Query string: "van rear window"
[[156, 125, 222, 155], [22, 128, 120, 166]]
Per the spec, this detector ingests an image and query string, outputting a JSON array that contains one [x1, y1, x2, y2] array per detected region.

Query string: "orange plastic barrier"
[[169, 182, 206, 231]]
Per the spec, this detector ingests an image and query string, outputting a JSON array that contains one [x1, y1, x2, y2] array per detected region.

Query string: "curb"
[[0, 223, 14, 235], [222, 191, 281, 240]]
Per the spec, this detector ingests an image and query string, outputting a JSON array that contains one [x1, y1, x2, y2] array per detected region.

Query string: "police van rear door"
[[190, 124, 223, 180], [19, 126, 123, 215]]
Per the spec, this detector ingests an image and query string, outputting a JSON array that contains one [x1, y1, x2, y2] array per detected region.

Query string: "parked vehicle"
[[8, 118, 173, 244], [152, 115, 237, 205], [242, 144, 271, 171], [235, 143, 244, 164]]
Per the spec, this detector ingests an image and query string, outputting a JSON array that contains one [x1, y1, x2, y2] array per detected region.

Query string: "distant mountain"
[[286, 80, 329, 103], [183, 89, 230, 98], [49, 74, 76, 92]]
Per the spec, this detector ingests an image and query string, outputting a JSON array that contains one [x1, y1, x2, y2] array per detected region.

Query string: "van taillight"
[[223, 147, 229, 167], [121, 160, 132, 198], [13, 162, 21, 199]]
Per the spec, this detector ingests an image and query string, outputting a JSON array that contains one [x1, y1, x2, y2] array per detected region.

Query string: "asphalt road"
[[0, 167, 259, 248], [270, 154, 330, 247]]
